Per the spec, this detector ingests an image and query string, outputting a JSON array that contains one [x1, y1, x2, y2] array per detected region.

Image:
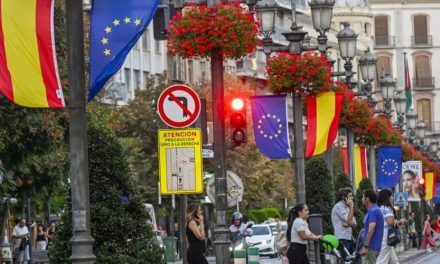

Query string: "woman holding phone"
[[186, 203, 208, 264]]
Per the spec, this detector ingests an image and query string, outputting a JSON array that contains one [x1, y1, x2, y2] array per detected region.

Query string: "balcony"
[[373, 35, 395, 48], [411, 35, 433, 47], [412, 77, 435, 90]]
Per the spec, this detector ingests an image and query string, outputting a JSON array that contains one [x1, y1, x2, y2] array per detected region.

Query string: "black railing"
[[374, 35, 395, 48], [413, 77, 435, 89], [411, 35, 433, 47]]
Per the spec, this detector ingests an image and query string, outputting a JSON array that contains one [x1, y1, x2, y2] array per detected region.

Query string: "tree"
[[49, 119, 164, 263], [305, 157, 334, 235], [355, 178, 374, 213]]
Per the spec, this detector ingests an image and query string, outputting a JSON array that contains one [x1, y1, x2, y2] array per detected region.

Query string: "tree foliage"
[[333, 172, 352, 202], [305, 157, 334, 235], [49, 119, 164, 263]]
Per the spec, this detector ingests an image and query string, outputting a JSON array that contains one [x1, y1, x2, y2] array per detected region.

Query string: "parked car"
[[269, 221, 287, 236], [245, 224, 276, 258]]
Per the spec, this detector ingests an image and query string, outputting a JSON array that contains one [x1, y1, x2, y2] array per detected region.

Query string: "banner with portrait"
[[401, 161, 423, 201]]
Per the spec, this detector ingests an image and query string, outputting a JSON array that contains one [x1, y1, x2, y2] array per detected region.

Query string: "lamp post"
[[66, 0, 95, 263], [394, 91, 407, 129], [406, 110, 418, 144], [380, 73, 396, 119], [416, 121, 426, 146], [359, 48, 377, 100], [336, 23, 358, 190], [257, 0, 334, 204], [359, 48, 377, 187]]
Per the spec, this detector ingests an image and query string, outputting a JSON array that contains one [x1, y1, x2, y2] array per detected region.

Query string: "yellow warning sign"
[[158, 129, 203, 194]]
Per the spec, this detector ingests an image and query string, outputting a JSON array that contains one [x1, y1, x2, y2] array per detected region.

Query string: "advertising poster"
[[401, 161, 422, 201]]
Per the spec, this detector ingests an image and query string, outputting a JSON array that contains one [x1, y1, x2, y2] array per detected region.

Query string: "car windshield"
[[252, 226, 270, 235]]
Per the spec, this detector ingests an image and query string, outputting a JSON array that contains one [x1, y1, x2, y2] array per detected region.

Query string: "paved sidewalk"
[[398, 242, 440, 264]]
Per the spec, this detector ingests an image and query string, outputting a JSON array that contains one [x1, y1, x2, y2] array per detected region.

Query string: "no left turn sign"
[[157, 85, 201, 128]]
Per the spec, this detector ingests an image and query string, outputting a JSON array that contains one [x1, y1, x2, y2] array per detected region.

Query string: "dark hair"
[[424, 214, 430, 222], [403, 170, 417, 179], [185, 203, 200, 224], [363, 189, 377, 204], [338, 187, 353, 201], [286, 204, 306, 242], [377, 189, 395, 216]]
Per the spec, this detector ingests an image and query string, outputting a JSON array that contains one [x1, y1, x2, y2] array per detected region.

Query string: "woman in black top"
[[35, 225, 48, 250], [186, 203, 208, 264]]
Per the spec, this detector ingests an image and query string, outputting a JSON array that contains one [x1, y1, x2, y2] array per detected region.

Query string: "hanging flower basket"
[[167, 3, 258, 59], [265, 51, 332, 95], [339, 98, 371, 134]]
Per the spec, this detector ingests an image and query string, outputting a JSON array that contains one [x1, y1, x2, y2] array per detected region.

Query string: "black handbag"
[[387, 226, 401, 247], [19, 237, 28, 250]]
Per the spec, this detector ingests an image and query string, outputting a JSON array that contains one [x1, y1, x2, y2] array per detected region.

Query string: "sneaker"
[[427, 248, 432, 253]]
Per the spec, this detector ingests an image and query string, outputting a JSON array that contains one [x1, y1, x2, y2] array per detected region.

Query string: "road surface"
[[401, 251, 440, 264]]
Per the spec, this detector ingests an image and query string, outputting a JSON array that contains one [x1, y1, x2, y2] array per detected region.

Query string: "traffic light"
[[230, 97, 247, 144], [418, 177, 425, 188]]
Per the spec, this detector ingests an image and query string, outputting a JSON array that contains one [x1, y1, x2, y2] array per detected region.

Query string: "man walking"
[[360, 190, 384, 264], [331, 187, 356, 261]]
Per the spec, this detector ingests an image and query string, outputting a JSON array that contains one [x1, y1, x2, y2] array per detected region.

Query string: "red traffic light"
[[231, 98, 244, 111], [418, 178, 425, 186]]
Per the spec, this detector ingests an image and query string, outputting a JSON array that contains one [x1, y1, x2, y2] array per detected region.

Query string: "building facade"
[[370, 0, 440, 133]]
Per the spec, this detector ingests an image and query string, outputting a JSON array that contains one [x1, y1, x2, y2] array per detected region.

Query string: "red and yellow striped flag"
[[342, 146, 368, 188], [425, 172, 436, 200], [306, 92, 343, 157], [0, 0, 64, 108]]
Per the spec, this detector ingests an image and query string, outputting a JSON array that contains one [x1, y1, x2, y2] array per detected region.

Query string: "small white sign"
[[202, 148, 214, 158]]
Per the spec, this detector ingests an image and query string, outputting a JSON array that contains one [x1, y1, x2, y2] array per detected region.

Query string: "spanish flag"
[[342, 146, 368, 188], [424, 172, 436, 200], [0, 0, 64, 108], [306, 92, 343, 157]]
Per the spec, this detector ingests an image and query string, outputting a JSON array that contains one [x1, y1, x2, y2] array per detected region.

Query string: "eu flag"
[[250, 95, 291, 159], [88, 0, 159, 101], [378, 146, 402, 188]]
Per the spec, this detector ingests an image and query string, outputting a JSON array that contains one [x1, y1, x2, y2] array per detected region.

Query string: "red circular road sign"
[[157, 85, 201, 128]]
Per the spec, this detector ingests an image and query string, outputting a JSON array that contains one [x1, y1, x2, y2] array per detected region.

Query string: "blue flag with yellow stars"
[[378, 146, 402, 188], [250, 95, 291, 159], [88, 0, 159, 101]]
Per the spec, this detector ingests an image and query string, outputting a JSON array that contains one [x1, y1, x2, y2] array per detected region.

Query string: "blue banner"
[[434, 182, 440, 205], [250, 95, 291, 159], [89, 0, 159, 101], [378, 146, 402, 189]]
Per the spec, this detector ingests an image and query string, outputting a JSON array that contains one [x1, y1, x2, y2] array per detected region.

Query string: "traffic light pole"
[[66, 0, 96, 262], [211, 53, 230, 264]]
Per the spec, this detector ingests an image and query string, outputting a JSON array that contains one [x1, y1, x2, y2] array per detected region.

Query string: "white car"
[[245, 224, 276, 258], [269, 221, 287, 236]]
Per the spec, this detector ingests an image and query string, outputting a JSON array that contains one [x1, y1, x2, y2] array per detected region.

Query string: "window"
[[376, 56, 392, 79], [188, 60, 194, 84], [124, 69, 131, 86], [374, 16, 389, 45], [133, 70, 141, 90], [143, 71, 150, 88], [417, 99, 431, 126], [414, 55, 432, 87], [142, 29, 150, 51], [154, 41, 161, 54], [413, 15, 428, 44], [364, 23, 371, 37]]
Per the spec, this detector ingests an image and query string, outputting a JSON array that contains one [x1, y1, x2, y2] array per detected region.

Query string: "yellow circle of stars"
[[101, 16, 143, 58], [257, 114, 283, 140], [381, 159, 398, 176]]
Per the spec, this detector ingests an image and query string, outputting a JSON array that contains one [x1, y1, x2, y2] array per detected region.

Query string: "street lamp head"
[[379, 73, 396, 100], [431, 138, 438, 153], [416, 121, 426, 139], [425, 131, 432, 146], [394, 91, 407, 116], [337, 23, 358, 59], [406, 109, 417, 129], [255, 0, 278, 37], [309, 0, 335, 33], [359, 48, 377, 82]]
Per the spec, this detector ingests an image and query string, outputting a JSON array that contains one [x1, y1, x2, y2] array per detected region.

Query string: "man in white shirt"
[[12, 218, 30, 264]]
